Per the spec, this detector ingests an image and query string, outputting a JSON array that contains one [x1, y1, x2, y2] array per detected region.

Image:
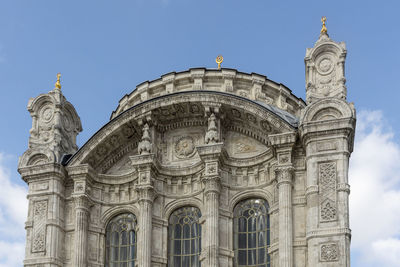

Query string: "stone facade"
[[19, 30, 355, 266]]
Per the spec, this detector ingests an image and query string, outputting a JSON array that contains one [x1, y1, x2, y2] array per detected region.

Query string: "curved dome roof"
[[111, 68, 305, 120]]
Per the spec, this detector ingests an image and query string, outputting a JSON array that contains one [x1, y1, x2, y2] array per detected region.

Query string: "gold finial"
[[321, 16, 328, 34], [55, 73, 61, 89], [216, 55, 223, 70]]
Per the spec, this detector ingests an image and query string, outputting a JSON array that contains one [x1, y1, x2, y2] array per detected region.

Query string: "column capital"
[[135, 184, 157, 204], [275, 165, 294, 187], [201, 175, 221, 195], [73, 194, 92, 212]]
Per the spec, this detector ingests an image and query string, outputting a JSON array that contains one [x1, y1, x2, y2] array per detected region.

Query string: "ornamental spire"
[[54, 73, 62, 90], [320, 16, 328, 35], [216, 55, 223, 69]]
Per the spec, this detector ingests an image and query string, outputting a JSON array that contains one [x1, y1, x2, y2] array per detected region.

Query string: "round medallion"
[[41, 107, 54, 123], [317, 57, 334, 75], [175, 136, 195, 159]]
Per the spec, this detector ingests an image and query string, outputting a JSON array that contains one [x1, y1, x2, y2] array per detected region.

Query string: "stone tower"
[[18, 23, 355, 267]]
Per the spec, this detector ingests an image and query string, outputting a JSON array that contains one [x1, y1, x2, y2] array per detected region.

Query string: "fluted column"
[[73, 195, 90, 267], [276, 166, 294, 267], [203, 175, 221, 267], [136, 185, 156, 267]]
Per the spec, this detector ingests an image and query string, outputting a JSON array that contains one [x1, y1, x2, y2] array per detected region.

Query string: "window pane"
[[183, 240, 190, 255], [183, 224, 190, 239], [258, 248, 265, 264], [248, 233, 257, 248], [248, 249, 256, 265], [174, 240, 181, 255], [238, 233, 247, 248], [238, 250, 247, 265], [173, 256, 181, 267]]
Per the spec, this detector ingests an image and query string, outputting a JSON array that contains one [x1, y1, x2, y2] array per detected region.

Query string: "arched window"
[[234, 199, 270, 267], [168, 207, 202, 267], [105, 213, 137, 267]]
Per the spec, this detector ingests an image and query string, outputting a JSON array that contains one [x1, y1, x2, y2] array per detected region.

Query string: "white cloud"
[[0, 153, 28, 267], [350, 110, 400, 266]]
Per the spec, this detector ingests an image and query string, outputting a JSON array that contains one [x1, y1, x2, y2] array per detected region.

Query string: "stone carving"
[[175, 136, 195, 158], [320, 201, 336, 221], [320, 243, 339, 262], [261, 120, 272, 132], [205, 113, 219, 144], [319, 162, 337, 222], [235, 142, 254, 153], [231, 108, 241, 118], [138, 123, 152, 154], [305, 31, 347, 103], [19, 82, 82, 167], [32, 200, 48, 253]]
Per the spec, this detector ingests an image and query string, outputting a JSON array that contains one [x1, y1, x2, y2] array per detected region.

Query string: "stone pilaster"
[[73, 195, 91, 267], [270, 132, 296, 267], [197, 142, 223, 267], [276, 166, 294, 267], [299, 99, 355, 267], [18, 163, 66, 267], [137, 185, 156, 267], [66, 164, 94, 267], [130, 153, 157, 267]]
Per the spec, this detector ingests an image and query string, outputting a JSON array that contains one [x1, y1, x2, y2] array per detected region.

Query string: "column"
[[73, 195, 90, 267], [137, 185, 156, 267], [276, 166, 294, 267]]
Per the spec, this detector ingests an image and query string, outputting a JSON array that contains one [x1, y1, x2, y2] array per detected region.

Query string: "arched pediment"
[[67, 91, 298, 174], [301, 98, 355, 123]]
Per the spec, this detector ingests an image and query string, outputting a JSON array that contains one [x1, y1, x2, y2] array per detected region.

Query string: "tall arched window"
[[105, 213, 137, 267], [234, 199, 270, 267], [168, 207, 202, 267]]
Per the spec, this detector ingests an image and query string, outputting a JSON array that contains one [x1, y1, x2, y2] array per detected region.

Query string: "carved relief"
[[319, 162, 337, 222], [32, 200, 48, 253], [175, 136, 195, 158], [320, 243, 339, 262], [225, 131, 267, 158], [305, 35, 347, 103]]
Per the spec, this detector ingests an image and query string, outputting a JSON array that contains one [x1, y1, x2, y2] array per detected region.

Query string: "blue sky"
[[0, 0, 399, 266]]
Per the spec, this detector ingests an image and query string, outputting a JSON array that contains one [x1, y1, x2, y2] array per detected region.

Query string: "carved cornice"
[[68, 92, 298, 167], [269, 132, 297, 148], [18, 162, 66, 183], [306, 227, 351, 240], [196, 143, 224, 161]]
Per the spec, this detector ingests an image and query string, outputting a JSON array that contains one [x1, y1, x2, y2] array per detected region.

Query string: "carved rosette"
[[320, 243, 339, 262], [32, 200, 48, 253], [319, 162, 337, 222], [175, 136, 196, 158]]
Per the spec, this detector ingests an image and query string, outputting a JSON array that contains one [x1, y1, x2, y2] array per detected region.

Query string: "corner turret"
[[19, 74, 82, 168], [305, 17, 347, 104]]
